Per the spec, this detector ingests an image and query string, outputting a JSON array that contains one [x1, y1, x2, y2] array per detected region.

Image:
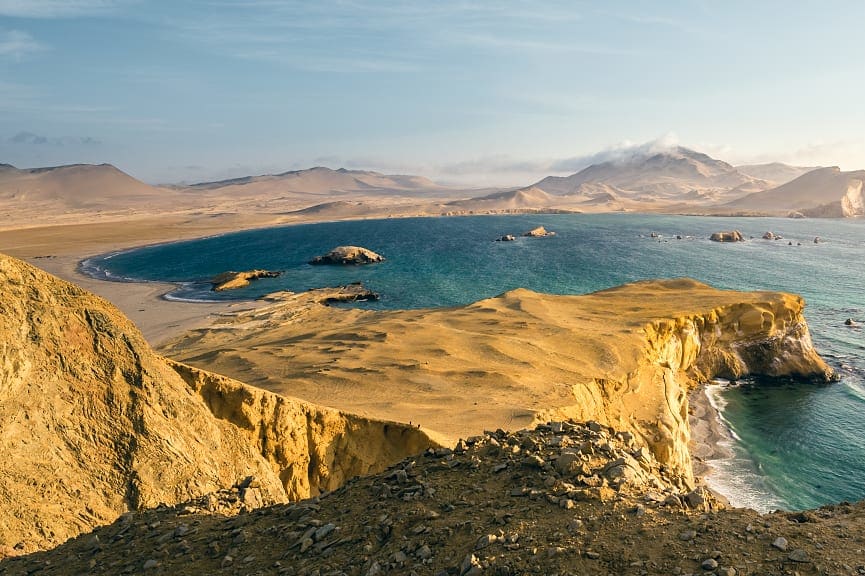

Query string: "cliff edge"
[[163, 278, 834, 488], [0, 253, 436, 554]]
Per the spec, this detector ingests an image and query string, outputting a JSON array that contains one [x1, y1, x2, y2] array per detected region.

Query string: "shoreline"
[[0, 212, 799, 509], [689, 383, 734, 506]]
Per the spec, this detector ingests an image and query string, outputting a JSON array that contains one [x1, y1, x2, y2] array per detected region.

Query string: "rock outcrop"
[[5, 419, 865, 576], [210, 269, 281, 291], [709, 230, 744, 242], [495, 234, 516, 242], [523, 226, 556, 237], [0, 253, 436, 553], [309, 245, 384, 265]]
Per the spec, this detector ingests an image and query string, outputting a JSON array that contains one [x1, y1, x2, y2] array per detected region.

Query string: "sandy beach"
[[689, 384, 735, 500]]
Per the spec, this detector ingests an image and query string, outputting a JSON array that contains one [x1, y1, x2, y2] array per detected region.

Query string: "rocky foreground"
[[3, 420, 865, 576]]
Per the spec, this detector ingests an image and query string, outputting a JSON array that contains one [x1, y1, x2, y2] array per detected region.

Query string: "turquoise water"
[[83, 213, 865, 511]]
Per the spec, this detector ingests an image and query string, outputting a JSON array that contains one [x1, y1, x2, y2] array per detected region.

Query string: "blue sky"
[[0, 1, 863, 186]]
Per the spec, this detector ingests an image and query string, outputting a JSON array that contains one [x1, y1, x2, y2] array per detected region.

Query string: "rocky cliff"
[[0, 253, 436, 554], [163, 278, 834, 490]]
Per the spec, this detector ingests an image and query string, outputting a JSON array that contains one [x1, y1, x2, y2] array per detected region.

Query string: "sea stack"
[[710, 230, 744, 242], [523, 226, 556, 237], [309, 246, 385, 265]]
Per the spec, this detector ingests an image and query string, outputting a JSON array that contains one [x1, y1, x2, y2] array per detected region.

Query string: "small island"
[[709, 230, 744, 242], [523, 226, 556, 237], [309, 245, 385, 265], [210, 269, 281, 291]]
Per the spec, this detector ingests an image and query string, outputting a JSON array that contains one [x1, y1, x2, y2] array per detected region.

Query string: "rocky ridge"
[[4, 419, 865, 576]]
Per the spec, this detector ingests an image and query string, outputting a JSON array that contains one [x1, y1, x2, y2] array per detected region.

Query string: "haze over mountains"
[[1, 144, 863, 225]]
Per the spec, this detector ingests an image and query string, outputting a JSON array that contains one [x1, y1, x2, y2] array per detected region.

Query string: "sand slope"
[[726, 166, 865, 216], [735, 162, 817, 186]]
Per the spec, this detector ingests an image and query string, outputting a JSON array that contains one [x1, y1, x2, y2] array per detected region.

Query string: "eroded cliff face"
[[169, 361, 436, 498], [0, 253, 437, 553], [162, 278, 835, 492], [617, 284, 834, 484]]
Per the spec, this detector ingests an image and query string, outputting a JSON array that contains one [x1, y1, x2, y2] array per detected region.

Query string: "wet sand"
[[689, 384, 734, 502]]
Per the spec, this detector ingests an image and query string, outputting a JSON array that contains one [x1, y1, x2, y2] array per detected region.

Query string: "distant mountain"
[[725, 166, 865, 217], [443, 186, 554, 211], [0, 163, 168, 208], [188, 166, 449, 198], [734, 163, 818, 186], [533, 146, 768, 200]]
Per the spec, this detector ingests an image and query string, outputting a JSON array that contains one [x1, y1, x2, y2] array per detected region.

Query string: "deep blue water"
[[83, 213, 865, 511]]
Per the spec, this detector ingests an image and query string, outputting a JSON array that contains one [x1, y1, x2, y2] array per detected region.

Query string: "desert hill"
[[4, 419, 864, 575], [187, 166, 454, 199], [442, 186, 555, 212], [532, 147, 769, 200], [0, 253, 435, 553], [725, 166, 865, 217], [735, 162, 817, 185], [0, 163, 169, 207]]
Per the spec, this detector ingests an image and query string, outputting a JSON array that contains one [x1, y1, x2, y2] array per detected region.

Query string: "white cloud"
[[0, 29, 46, 60], [0, 0, 127, 18]]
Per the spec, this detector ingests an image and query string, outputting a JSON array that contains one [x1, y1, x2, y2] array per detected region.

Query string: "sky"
[[0, 0, 863, 187]]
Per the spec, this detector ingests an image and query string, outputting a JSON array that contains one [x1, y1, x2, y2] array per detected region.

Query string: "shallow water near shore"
[[83, 213, 865, 511]]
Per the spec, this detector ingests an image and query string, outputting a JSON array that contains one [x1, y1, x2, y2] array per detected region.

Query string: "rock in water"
[[495, 234, 516, 242], [523, 226, 556, 237], [710, 230, 745, 242], [210, 269, 281, 291], [309, 245, 385, 265]]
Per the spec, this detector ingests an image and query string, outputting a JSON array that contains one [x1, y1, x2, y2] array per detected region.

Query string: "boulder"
[[710, 230, 744, 243], [495, 234, 516, 242], [210, 270, 281, 291], [762, 231, 780, 240], [523, 226, 556, 238], [309, 246, 385, 265]]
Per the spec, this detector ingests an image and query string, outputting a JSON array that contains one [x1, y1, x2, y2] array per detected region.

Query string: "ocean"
[[82, 213, 865, 512]]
